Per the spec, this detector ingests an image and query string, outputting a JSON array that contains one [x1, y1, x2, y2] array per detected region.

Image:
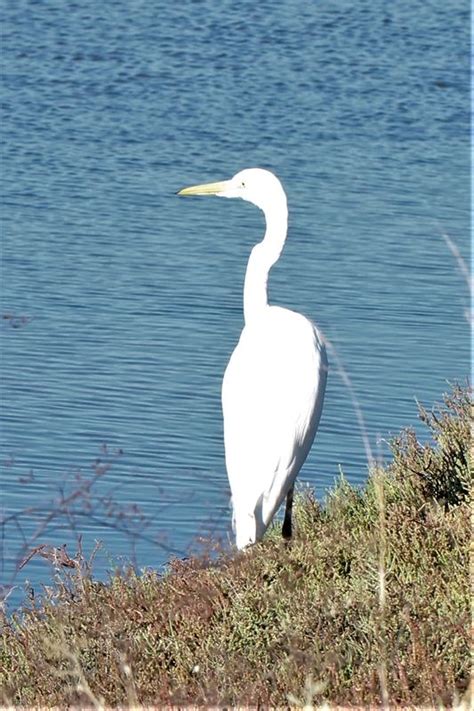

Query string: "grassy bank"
[[1, 384, 471, 707]]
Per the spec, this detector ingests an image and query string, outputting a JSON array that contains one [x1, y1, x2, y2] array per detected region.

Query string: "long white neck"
[[243, 198, 288, 325]]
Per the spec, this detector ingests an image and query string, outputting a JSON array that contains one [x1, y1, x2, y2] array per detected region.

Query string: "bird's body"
[[178, 168, 327, 549], [222, 305, 327, 549]]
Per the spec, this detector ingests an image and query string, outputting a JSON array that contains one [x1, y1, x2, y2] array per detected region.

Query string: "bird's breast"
[[222, 306, 325, 419]]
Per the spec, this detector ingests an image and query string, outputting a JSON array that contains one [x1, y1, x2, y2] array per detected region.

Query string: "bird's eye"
[[241, 181, 246, 188]]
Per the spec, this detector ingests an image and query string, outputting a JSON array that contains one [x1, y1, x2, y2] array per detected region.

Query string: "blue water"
[[1, 0, 469, 608]]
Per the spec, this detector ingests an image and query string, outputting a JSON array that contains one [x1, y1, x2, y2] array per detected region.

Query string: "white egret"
[[178, 168, 327, 549]]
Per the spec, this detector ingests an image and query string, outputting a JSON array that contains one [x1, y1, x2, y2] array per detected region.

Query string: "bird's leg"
[[282, 484, 294, 540]]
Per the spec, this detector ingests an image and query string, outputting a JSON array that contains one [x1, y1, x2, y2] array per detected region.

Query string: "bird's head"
[[178, 168, 287, 214]]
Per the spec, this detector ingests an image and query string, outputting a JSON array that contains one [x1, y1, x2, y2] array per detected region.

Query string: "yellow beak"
[[177, 180, 230, 197]]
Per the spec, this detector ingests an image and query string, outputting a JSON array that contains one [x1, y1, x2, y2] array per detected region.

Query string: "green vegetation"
[[1, 384, 471, 707]]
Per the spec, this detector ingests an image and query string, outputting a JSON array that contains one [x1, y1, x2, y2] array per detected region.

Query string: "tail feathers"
[[233, 493, 266, 550]]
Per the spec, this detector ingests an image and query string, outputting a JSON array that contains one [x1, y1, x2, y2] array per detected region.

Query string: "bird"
[[178, 168, 328, 549]]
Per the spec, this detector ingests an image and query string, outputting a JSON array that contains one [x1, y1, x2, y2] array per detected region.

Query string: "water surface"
[[1, 0, 469, 607]]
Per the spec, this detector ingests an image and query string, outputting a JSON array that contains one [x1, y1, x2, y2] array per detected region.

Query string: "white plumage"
[[223, 305, 327, 548], [178, 168, 327, 549]]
